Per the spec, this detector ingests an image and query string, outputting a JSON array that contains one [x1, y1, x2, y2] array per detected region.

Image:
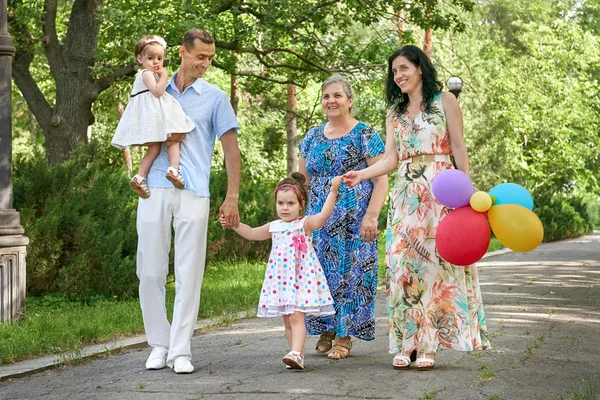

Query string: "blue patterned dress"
[[299, 122, 385, 340]]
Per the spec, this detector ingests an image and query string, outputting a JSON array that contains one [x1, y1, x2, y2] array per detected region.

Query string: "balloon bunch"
[[431, 170, 544, 266]]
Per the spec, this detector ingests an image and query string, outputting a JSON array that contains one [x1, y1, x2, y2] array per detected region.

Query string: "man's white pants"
[[136, 188, 209, 368]]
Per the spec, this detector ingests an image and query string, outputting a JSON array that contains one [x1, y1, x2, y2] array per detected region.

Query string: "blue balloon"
[[489, 183, 534, 210]]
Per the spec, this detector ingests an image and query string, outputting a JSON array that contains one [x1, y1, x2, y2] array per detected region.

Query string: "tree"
[[434, 0, 600, 198], [9, 0, 474, 165]]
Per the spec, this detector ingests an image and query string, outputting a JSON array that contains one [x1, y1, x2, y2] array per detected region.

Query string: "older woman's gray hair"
[[321, 74, 354, 99]]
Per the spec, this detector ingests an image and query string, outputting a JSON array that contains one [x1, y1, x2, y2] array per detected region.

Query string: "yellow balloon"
[[470, 191, 493, 212], [488, 204, 544, 252]]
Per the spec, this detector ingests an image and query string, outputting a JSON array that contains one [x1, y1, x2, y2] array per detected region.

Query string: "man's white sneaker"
[[173, 356, 194, 374], [145, 346, 168, 370]]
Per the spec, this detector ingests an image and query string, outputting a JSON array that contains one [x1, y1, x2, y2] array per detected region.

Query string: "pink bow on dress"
[[290, 234, 307, 253]]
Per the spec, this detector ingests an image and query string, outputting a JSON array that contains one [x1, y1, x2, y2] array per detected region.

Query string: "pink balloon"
[[436, 206, 490, 266], [432, 169, 474, 208]]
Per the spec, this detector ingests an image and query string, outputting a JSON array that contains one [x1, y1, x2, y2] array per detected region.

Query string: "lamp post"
[[0, 0, 28, 323], [448, 76, 463, 99]]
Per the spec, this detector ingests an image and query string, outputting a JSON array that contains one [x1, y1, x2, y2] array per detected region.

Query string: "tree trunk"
[[28, 108, 38, 144], [285, 83, 297, 174], [230, 73, 239, 115], [423, 29, 433, 58], [10, 0, 136, 165], [116, 102, 132, 177], [43, 101, 92, 165], [397, 10, 405, 45]]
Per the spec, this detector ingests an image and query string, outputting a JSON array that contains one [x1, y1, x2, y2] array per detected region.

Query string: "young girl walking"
[[220, 172, 341, 369], [111, 35, 195, 198]]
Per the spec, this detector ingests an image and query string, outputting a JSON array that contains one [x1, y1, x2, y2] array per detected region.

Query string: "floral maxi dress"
[[258, 217, 335, 317], [387, 92, 490, 354]]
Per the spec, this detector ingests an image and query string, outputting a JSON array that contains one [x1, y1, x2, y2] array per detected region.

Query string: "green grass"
[[559, 380, 598, 400], [2, 237, 504, 366], [0, 296, 143, 364], [418, 390, 439, 400], [487, 238, 504, 252], [0, 259, 265, 365], [478, 365, 496, 382], [198, 259, 265, 318]]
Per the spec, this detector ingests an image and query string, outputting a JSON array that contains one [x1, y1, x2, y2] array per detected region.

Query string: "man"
[[136, 29, 240, 374]]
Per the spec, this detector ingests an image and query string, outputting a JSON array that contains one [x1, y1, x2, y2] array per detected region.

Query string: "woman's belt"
[[402, 154, 452, 163]]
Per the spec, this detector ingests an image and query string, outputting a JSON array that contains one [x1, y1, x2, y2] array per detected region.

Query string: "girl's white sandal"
[[130, 174, 150, 199], [282, 351, 304, 370], [166, 167, 185, 189]]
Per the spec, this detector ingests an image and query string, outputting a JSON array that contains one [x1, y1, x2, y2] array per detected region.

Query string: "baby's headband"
[[275, 184, 304, 202], [145, 37, 167, 49]]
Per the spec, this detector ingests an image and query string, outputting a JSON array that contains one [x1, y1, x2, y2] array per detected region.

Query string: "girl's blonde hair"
[[134, 35, 167, 59], [274, 172, 309, 215]]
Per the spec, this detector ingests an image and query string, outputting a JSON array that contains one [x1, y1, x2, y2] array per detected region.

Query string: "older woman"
[[343, 46, 490, 370], [299, 75, 388, 360]]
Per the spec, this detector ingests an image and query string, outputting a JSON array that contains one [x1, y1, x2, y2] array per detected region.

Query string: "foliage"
[[8, 0, 475, 163], [586, 199, 600, 229], [9, 0, 600, 299], [433, 0, 600, 239], [13, 139, 139, 297], [534, 194, 592, 242], [12, 119, 285, 297]]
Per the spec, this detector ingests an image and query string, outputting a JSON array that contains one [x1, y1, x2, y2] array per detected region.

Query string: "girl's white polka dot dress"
[[258, 217, 335, 317]]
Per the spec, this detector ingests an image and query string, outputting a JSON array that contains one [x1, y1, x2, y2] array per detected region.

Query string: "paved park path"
[[1, 232, 599, 400]]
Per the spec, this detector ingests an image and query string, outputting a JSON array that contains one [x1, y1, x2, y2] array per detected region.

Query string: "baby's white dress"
[[111, 69, 195, 148]]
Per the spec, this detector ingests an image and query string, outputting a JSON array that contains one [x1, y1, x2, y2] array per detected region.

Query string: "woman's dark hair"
[[274, 172, 308, 214], [385, 45, 443, 115]]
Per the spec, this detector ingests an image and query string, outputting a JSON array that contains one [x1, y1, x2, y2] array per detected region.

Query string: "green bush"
[[586, 199, 600, 229], [207, 167, 275, 262], [13, 139, 281, 298], [13, 140, 139, 298], [534, 193, 592, 242]]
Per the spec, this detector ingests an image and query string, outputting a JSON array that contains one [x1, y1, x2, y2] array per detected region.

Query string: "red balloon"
[[436, 206, 491, 266]]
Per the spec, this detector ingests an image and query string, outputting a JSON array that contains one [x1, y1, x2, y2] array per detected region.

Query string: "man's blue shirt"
[[146, 74, 239, 197]]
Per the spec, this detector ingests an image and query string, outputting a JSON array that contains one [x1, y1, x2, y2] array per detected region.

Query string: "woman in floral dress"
[[299, 75, 388, 360], [343, 45, 489, 370]]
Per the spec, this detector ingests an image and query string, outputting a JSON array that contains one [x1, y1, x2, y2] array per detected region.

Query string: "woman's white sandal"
[[415, 357, 435, 371], [392, 354, 412, 370]]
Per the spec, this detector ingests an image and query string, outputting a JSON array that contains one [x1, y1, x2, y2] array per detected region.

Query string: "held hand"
[[218, 215, 229, 229], [219, 197, 240, 229], [330, 176, 342, 193], [360, 214, 378, 243], [342, 171, 362, 188]]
